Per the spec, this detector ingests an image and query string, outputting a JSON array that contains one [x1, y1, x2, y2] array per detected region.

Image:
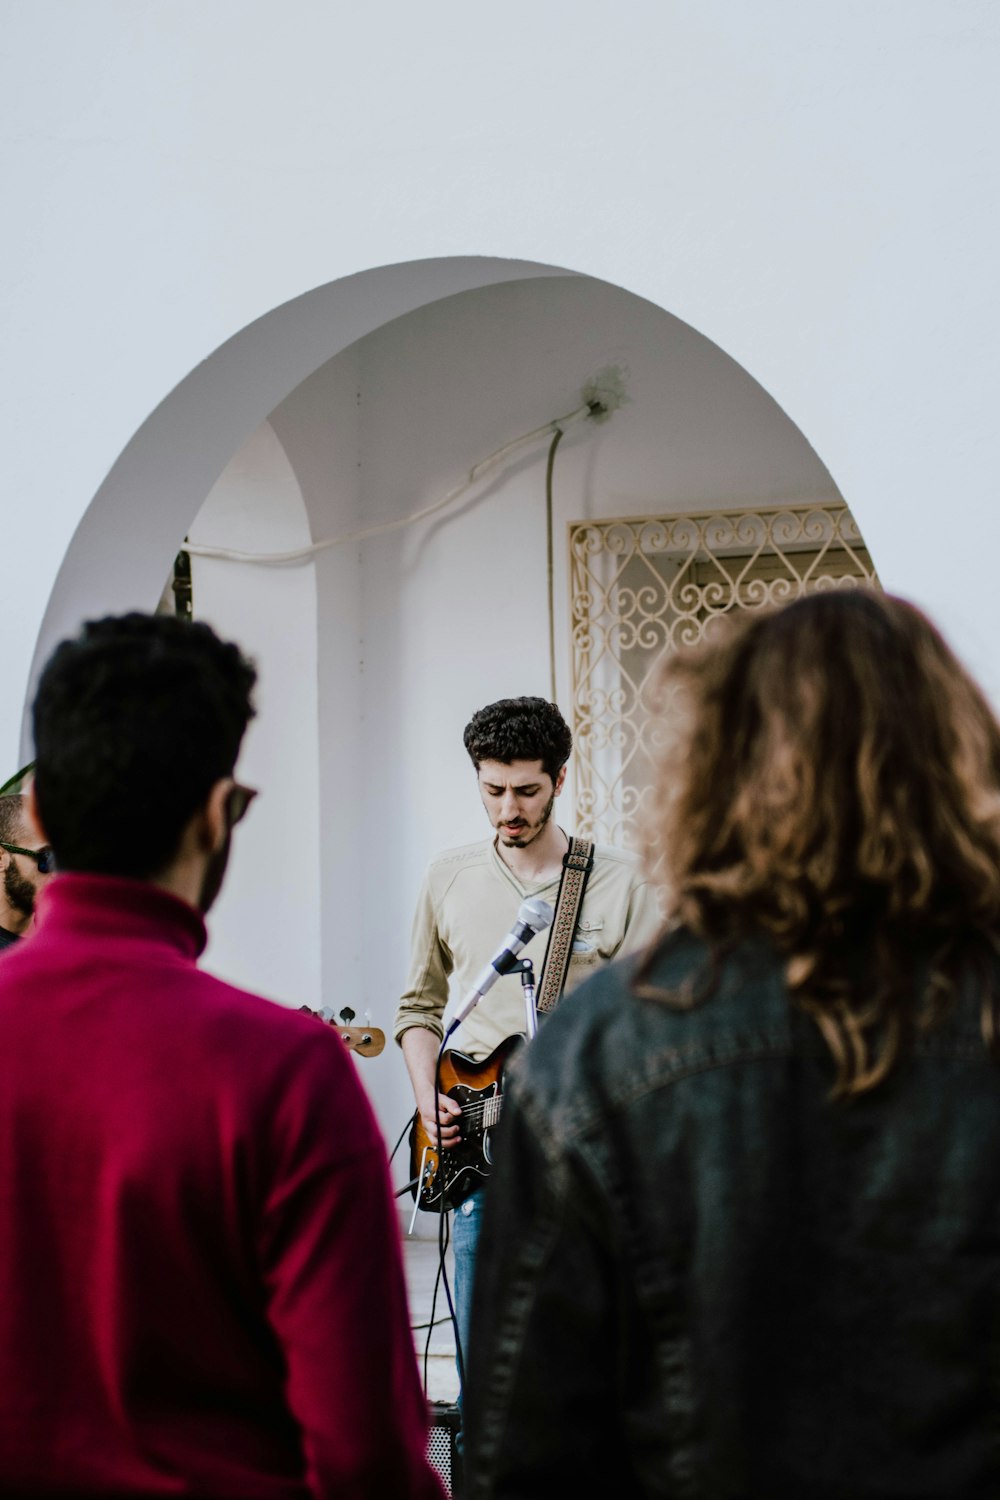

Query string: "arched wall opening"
[[28, 257, 867, 1204]]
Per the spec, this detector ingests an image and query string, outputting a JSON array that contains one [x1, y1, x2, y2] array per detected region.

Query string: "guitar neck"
[[458, 1089, 503, 1140]]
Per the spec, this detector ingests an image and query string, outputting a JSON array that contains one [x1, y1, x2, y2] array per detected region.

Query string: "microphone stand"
[[423, 956, 540, 1398], [510, 956, 538, 1041]]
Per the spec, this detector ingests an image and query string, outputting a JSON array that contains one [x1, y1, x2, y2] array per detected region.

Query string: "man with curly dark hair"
[[394, 695, 657, 1401], [0, 612, 443, 1500]]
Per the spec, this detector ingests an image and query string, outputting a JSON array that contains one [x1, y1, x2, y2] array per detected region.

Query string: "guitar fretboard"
[[481, 1094, 502, 1129], [460, 1093, 503, 1135]]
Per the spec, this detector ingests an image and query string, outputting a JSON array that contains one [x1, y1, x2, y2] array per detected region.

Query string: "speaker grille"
[[427, 1401, 462, 1497]]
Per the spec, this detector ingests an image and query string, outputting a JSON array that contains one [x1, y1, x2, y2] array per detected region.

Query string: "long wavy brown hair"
[[637, 588, 1000, 1095]]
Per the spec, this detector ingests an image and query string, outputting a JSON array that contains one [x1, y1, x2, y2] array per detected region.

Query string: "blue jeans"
[[452, 1186, 485, 1395]]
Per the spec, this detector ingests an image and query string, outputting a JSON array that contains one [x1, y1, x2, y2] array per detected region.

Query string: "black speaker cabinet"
[[427, 1401, 463, 1497]]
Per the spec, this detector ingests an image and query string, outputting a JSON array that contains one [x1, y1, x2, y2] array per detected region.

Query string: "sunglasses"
[[226, 783, 258, 829], [0, 841, 55, 874]]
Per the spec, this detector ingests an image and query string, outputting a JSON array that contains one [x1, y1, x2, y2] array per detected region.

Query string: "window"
[[569, 504, 877, 847]]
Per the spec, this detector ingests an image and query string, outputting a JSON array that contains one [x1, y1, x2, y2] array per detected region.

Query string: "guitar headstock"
[[337, 1026, 385, 1056], [298, 1005, 385, 1057]]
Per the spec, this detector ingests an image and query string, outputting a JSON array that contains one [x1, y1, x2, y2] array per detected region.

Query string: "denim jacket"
[[463, 929, 1000, 1498]]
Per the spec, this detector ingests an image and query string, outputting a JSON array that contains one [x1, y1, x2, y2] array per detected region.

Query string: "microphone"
[[448, 896, 554, 1028]]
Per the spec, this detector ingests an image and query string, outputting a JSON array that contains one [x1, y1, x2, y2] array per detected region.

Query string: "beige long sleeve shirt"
[[393, 836, 660, 1062]]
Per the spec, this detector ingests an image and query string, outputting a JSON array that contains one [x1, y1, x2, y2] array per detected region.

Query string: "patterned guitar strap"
[[535, 836, 596, 1014]]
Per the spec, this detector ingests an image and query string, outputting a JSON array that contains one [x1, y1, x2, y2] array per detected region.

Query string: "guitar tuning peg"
[[339, 1006, 356, 1025], [364, 1009, 373, 1026]]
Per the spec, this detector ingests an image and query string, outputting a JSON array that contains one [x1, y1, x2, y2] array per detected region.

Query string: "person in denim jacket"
[[464, 589, 1000, 1499]]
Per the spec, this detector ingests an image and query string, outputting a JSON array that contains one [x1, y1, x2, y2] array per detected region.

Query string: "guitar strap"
[[535, 836, 596, 1014]]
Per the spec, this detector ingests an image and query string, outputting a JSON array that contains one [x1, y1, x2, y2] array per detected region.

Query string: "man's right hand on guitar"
[[402, 1028, 464, 1150], [417, 1090, 462, 1150]]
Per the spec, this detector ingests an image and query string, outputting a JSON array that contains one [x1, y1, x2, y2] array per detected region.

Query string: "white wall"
[[269, 350, 366, 1022], [187, 422, 322, 1011]]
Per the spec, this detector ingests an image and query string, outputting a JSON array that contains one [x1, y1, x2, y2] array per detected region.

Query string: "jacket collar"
[[34, 872, 207, 959]]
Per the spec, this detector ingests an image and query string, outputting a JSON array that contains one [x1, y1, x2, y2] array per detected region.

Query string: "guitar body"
[[409, 1035, 522, 1213]]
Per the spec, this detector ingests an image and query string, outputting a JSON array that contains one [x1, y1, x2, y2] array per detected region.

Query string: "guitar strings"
[[455, 1097, 502, 1127]]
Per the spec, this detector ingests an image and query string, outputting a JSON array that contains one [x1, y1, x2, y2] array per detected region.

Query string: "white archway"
[[90, 261, 852, 1181]]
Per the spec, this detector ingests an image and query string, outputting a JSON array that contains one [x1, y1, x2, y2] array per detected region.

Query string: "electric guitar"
[[299, 1005, 385, 1057], [408, 1035, 522, 1213]]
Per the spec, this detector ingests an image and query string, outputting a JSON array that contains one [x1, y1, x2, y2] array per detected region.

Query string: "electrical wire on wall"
[[182, 366, 628, 716], [544, 427, 565, 703], [181, 366, 628, 575]]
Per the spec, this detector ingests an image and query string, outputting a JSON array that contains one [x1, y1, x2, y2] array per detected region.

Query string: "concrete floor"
[[402, 1230, 461, 1405]]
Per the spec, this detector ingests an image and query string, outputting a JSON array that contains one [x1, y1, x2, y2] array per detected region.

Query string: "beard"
[[197, 831, 232, 916], [497, 792, 556, 848], [4, 859, 37, 918]]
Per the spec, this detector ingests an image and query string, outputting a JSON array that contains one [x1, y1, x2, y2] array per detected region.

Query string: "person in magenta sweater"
[[0, 612, 443, 1500]]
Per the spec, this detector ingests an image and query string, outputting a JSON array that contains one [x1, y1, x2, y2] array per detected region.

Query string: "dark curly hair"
[[463, 697, 572, 781], [639, 588, 1000, 1097], [32, 612, 256, 879]]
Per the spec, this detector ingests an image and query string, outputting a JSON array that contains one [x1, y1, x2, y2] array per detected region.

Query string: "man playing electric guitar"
[[393, 696, 659, 1388]]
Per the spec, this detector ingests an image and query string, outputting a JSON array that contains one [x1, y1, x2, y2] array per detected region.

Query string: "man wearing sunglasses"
[[0, 793, 55, 948], [0, 612, 443, 1500]]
